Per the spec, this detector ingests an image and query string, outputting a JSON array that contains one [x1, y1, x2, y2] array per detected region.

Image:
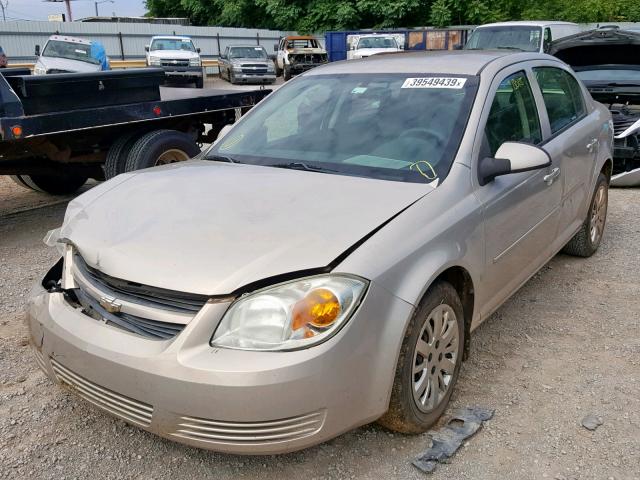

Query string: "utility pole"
[[0, 1, 8, 22], [44, 0, 76, 22]]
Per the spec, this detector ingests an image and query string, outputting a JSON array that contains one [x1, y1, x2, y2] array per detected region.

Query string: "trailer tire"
[[15, 173, 88, 195], [10, 175, 32, 190], [104, 132, 140, 180], [124, 129, 200, 173], [195, 77, 204, 89]]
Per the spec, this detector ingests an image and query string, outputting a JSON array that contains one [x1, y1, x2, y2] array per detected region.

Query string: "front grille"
[[613, 118, 638, 136], [32, 347, 47, 374], [74, 287, 186, 340], [73, 254, 207, 314], [291, 54, 326, 64], [161, 59, 190, 67], [51, 358, 153, 427], [171, 410, 325, 446]]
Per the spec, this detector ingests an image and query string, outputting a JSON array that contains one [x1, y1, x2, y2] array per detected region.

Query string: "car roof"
[[475, 21, 578, 28], [307, 50, 550, 76], [151, 36, 192, 41], [49, 35, 90, 45]]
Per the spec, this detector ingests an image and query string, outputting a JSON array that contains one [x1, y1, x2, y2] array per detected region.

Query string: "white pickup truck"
[[347, 34, 403, 60], [145, 36, 203, 88]]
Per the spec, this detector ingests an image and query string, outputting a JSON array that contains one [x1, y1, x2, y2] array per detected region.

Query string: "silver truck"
[[218, 45, 276, 85]]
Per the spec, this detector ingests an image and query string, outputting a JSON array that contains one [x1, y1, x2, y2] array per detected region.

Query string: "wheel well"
[[434, 267, 474, 360], [601, 159, 613, 183]]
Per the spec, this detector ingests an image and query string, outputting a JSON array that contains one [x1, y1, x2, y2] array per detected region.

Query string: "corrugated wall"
[[0, 21, 324, 62]]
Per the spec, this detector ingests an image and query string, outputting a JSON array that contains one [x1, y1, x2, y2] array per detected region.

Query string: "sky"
[[4, 0, 147, 21]]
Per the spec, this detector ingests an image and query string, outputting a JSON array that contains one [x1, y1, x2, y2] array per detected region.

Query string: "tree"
[[429, 0, 451, 28]]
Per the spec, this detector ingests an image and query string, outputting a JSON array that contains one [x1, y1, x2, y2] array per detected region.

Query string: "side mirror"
[[145, 45, 149, 52], [274, 44, 278, 52], [453, 43, 463, 50], [196, 48, 201, 53], [220, 54, 226, 60], [478, 142, 551, 185], [35, 45, 40, 56]]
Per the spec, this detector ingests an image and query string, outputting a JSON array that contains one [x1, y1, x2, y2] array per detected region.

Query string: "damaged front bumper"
[[26, 260, 413, 454]]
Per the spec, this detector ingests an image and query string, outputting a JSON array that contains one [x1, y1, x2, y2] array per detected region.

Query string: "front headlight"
[[267, 64, 275, 72], [148, 56, 161, 66], [189, 57, 201, 66], [232, 64, 242, 71], [211, 274, 368, 351]]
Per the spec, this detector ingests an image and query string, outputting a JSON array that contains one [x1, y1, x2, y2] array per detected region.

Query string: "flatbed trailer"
[[0, 67, 270, 194]]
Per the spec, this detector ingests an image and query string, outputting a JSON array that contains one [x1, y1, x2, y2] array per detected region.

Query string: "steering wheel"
[[400, 127, 447, 146]]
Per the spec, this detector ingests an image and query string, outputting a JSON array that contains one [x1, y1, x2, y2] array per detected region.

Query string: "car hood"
[[352, 48, 399, 58], [61, 161, 433, 295], [550, 29, 640, 102], [37, 56, 101, 73], [148, 50, 199, 60]]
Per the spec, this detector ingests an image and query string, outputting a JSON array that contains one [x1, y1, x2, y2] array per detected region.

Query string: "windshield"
[[150, 38, 195, 52], [358, 37, 397, 49], [206, 74, 477, 184], [42, 40, 99, 65], [229, 47, 268, 59], [574, 67, 640, 84], [465, 26, 542, 52], [286, 39, 319, 49]]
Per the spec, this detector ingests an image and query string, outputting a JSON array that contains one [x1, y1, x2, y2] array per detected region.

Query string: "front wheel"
[[378, 281, 465, 433], [283, 65, 292, 81], [562, 172, 609, 257], [11, 173, 88, 195]]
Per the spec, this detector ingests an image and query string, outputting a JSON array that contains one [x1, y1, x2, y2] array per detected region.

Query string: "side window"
[[223, 46, 229, 58], [484, 71, 542, 157], [534, 67, 586, 134], [543, 28, 552, 52]]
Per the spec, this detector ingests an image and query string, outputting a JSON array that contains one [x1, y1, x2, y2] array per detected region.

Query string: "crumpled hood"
[[36, 56, 101, 73], [61, 161, 433, 295]]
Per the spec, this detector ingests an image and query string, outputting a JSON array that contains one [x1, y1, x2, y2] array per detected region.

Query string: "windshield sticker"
[[410, 160, 437, 180], [351, 87, 367, 94], [74, 49, 87, 55], [402, 77, 466, 89], [254, 47, 262, 50]]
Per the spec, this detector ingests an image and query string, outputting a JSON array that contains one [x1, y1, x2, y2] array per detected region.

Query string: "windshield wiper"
[[495, 46, 525, 51], [205, 154, 238, 164], [268, 162, 337, 173]]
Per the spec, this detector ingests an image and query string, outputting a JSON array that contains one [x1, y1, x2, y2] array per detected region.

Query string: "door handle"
[[544, 167, 560, 185], [586, 138, 599, 151]]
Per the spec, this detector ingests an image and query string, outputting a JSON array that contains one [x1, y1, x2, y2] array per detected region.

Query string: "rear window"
[[534, 67, 586, 134]]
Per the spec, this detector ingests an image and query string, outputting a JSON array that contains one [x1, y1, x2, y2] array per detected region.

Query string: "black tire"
[[283, 65, 292, 81], [104, 132, 140, 180], [229, 70, 237, 85], [15, 173, 88, 195], [562, 173, 609, 257], [378, 281, 465, 434], [275, 64, 282, 77], [9, 175, 32, 190], [195, 77, 204, 89], [124, 129, 200, 173]]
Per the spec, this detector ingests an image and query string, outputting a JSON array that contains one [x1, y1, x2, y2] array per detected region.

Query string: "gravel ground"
[[1, 177, 639, 480]]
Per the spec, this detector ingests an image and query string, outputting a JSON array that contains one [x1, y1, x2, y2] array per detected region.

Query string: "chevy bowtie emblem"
[[172, 59, 178, 64], [99, 295, 122, 313]]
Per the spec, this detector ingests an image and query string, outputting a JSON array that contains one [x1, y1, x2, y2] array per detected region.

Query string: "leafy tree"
[[145, 0, 640, 32]]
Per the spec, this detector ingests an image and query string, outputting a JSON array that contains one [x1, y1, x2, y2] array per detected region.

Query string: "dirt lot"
[[1, 175, 639, 480]]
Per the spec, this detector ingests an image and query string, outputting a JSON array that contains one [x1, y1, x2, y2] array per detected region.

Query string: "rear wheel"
[[104, 132, 140, 180], [124, 129, 200, 172], [378, 281, 465, 433], [562, 173, 609, 257], [11, 173, 88, 195]]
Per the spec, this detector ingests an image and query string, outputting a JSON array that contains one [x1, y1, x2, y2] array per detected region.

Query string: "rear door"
[[473, 66, 563, 318], [531, 65, 597, 247]]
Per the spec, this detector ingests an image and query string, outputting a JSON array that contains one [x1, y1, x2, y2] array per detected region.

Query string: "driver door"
[[474, 68, 563, 318]]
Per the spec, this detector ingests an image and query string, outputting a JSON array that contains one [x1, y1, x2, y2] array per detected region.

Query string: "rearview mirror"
[[196, 48, 201, 53], [35, 44, 40, 56], [478, 142, 551, 185], [145, 45, 149, 52]]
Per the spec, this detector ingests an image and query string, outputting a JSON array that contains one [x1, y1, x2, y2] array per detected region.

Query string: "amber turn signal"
[[292, 288, 341, 331]]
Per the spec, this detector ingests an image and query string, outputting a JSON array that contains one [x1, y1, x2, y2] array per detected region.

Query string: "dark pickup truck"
[[0, 67, 269, 194]]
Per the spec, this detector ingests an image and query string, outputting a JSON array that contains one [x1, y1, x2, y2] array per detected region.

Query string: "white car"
[[33, 35, 108, 75], [465, 21, 581, 53], [347, 34, 403, 60], [145, 36, 203, 88]]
